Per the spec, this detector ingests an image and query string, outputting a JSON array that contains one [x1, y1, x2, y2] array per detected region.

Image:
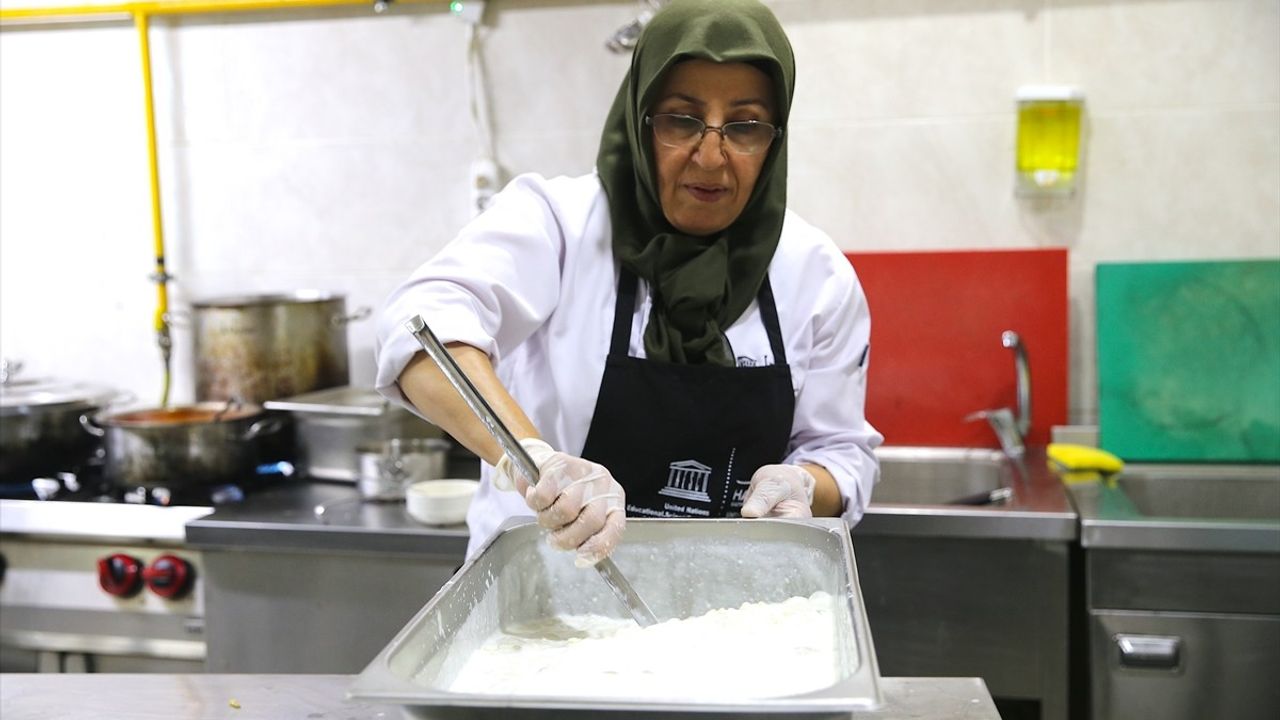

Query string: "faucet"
[[605, 0, 666, 52], [967, 330, 1032, 458]]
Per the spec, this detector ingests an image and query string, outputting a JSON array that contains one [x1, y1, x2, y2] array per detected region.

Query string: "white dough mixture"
[[447, 591, 841, 700]]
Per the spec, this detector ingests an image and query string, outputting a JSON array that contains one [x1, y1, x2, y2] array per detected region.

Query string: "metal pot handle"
[[79, 414, 106, 437], [331, 306, 372, 327], [162, 310, 191, 327], [106, 390, 137, 408], [0, 359, 22, 385], [241, 416, 286, 441]]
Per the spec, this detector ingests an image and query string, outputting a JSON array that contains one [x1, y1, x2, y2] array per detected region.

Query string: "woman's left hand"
[[740, 465, 816, 518]]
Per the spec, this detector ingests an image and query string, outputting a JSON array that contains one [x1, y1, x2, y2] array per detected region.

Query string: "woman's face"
[[650, 59, 776, 237]]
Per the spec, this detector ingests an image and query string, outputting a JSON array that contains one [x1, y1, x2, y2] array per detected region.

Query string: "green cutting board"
[[1096, 259, 1280, 463]]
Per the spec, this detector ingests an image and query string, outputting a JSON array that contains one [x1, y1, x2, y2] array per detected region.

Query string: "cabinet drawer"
[[1090, 610, 1280, 720]]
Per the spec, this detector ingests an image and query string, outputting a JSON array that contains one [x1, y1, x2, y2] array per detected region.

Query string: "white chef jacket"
[[375, 172, 882, 558]]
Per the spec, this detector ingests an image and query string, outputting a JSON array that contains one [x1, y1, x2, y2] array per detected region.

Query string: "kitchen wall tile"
[[1050, 0, 1280, 111], [483, 0, 633, 139], [1077, 107, 1280, 262], [166, 136, 474, 286], [153, 8, 472, 145], [0, 239, 167, 404], [147, 19, 232, 147], [496, 129, 603, 182], [774, 0, 1047, 122], [786, 116, 1038, 251], [0, 25, 144, 145]]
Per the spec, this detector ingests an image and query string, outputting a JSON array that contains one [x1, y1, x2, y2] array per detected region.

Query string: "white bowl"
[[406, 479, 479, 525]]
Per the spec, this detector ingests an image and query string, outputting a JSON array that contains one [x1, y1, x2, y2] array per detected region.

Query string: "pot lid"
[[263, 385, 395, 417], [0, 377, 119, 413]]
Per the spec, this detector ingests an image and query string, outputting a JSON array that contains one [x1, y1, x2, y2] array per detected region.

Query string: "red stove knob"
[[97, 553, 144, 597], [143, 554, 194, 600]]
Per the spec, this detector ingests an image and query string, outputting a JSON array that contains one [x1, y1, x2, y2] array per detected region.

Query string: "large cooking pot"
[[263, 386, 442, 481], [356, 438, 450, 500], [0, 361, 120, 481], [191, 291, 369, 404], [82, 402, 283, 489]]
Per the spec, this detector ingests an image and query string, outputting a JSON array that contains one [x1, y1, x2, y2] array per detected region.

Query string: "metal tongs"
[[406, 315, 658, 628]]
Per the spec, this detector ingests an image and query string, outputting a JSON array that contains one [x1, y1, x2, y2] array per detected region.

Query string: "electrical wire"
[[464, 20, 495, 164]]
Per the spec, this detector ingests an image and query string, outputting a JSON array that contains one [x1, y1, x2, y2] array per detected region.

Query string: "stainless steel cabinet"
[[1083, 548, 1280, 720], [201, 547, 462, 673], [1091, 610, 1280, 719], [187, 482, 470, 674], [850, 534, 1072, 720], [1070, 465, 1280, 720]]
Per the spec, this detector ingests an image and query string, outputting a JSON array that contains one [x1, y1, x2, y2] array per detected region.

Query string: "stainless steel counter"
[[0, 673, 1002, 719], [185, 480, 468, 559], [1066, 463, 1280, 553], [186, 446, 1077, 555], [1, 500, 213, 543], [856, 447, 1078, 541]]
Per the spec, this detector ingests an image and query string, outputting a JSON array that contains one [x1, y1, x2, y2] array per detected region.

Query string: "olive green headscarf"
[[596, 0, 795, 366]]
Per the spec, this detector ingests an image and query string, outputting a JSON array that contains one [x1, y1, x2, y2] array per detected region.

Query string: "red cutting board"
[[846, 249, 1069, 448]]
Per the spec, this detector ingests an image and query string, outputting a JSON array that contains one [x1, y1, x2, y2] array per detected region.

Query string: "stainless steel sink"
[[857, 446, 1077, 541], [1069, 463, 1280, 552], [1115, 466, 1280, 521], [872, 446, 1013, 505]]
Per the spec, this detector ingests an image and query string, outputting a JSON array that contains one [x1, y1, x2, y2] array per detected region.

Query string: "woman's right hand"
[[496, 438, 626, 568]]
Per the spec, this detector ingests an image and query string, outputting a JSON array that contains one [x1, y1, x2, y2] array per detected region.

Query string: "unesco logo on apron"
[[654, 451, 754, 517], [580, 269, 796, 520]]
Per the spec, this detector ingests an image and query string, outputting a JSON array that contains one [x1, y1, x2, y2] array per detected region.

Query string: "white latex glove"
[[740, 464, 816, 519], [495, 438, 626, 567]]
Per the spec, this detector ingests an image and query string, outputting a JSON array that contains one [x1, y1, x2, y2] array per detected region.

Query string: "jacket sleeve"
[[783, 245, 882, 526], [374, 174, 565, 410]]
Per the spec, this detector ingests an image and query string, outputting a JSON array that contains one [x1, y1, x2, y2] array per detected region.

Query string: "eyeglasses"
[[645, 113, 782, 155]]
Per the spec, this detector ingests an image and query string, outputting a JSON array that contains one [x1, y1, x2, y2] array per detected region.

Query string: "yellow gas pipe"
[[135, 10, 174, 407], [2, 0, 438, 406], [0, 0, 418, 23]]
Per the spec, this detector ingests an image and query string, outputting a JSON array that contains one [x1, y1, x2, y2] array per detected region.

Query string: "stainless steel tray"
[[348, 517, 882, 717], [263, 386, 396, 417]]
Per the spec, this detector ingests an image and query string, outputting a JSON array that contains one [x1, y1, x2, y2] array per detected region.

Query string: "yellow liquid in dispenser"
[[1016, 101, 1082, 192]]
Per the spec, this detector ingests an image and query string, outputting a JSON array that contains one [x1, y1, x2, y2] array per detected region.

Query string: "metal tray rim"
[[347, 517, 883, 714]]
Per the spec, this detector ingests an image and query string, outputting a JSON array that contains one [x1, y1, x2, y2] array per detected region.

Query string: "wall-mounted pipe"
[[135, 10, 174, 405], [0, 0, 433, 24]]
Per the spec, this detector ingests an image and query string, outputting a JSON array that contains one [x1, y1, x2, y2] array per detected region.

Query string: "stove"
[[0, 454, 294, 506], [0, 463, 292, 673]]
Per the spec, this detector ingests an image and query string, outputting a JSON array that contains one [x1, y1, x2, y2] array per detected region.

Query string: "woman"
[[376, 0, 881, 566]]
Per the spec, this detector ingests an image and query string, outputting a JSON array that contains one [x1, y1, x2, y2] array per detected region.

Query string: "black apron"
[[579, 268, 796, 518]]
